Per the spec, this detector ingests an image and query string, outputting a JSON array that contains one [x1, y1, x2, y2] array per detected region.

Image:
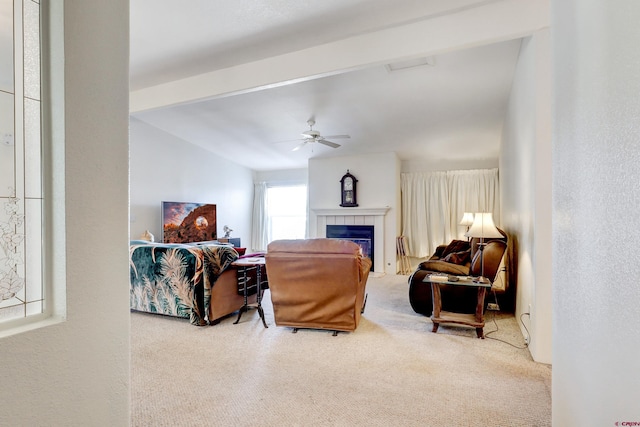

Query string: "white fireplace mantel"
[[312, 207, 390, 273], [312, 207, 390, 216]]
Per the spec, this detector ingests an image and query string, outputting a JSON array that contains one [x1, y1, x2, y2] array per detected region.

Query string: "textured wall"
[[553, 0, 640, 424], [499, 31, 552, 364], [0, 1, 131, 425]]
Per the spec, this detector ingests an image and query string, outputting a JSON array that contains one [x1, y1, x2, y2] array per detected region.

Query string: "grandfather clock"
[[339, 170, 358, 207]]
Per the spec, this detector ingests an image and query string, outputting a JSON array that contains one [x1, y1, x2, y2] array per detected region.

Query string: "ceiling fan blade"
[[292, 141, 307, 151], [318, 140, 341, 149], [322, 134, 350, 140]]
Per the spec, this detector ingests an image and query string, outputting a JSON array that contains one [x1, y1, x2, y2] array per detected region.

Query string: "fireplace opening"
[[326, 225, 374, 271]]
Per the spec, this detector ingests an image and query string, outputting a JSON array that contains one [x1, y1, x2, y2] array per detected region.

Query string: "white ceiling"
[[130, 0, 526, 171]]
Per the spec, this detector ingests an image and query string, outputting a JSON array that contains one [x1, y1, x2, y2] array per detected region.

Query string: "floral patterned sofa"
[[129, 241, 253, 325]]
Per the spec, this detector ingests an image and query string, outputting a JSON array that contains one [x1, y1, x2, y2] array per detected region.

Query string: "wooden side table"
[[232, 257, 268, 328], [424, 276, 491, 339]]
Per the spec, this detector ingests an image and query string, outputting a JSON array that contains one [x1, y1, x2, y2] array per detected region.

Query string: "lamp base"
[[473, 276, 491, 284]]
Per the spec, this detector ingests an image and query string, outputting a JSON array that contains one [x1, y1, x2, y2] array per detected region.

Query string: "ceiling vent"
[[385, 56, 436, 72]]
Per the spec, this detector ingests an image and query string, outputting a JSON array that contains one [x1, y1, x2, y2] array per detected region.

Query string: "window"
[[0, 0, 53, 329], [266, 185, 307, 242]]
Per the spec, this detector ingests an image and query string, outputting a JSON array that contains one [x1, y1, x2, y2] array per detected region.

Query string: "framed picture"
[[161, 201, 217, 243]]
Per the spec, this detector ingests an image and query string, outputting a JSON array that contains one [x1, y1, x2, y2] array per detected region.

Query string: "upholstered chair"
[[265, 238, 372, 334]]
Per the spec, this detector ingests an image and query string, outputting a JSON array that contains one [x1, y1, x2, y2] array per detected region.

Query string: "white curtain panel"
[[448, 168, 500, 239], [401, 171, 450, 258], [250, 182, 269, 252], [401, 168, 500, 258]]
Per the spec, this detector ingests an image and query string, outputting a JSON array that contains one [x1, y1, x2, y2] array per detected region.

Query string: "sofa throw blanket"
[[129, 242, 238, 325]]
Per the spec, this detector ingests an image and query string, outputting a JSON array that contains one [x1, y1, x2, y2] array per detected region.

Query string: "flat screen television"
[[161, 201, 217, 243]]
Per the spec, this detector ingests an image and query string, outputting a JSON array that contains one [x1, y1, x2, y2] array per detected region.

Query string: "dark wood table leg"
[[475, 287, 487, 339], [233, 266, 249, 324], [431, 282, 442, 333], [256, 264, 268, 328]]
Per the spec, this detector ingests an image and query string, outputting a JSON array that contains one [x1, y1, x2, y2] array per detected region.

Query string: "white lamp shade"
[[464, 212, 502, 239], [459, 212, 475, 226]]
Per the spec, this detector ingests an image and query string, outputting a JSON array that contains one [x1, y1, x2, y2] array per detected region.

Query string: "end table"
[[232, 257, 268, 328], [424, 275, 491, 338]]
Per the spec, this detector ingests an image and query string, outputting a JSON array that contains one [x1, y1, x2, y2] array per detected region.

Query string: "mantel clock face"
[[340, 171, 358, 207]]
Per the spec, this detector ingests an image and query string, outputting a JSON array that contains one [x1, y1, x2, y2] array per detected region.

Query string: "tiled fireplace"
[[326, 225, 374, 271], [313, 208, 389, 273]]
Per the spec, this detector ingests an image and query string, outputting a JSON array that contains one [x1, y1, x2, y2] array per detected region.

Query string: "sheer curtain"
[[251, 182, 268, 252], [401, 168, 499, 258], [401, 172, 450, 258], [448, 169, 500, 239]]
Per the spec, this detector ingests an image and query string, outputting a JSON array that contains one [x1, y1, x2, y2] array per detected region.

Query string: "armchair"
[[265, 238, 372, 334], [408, 232, 507, 316]]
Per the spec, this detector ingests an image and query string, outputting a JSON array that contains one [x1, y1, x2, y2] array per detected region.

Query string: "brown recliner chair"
[[265, 238, 372, 334], [408, 232, 507, 316]]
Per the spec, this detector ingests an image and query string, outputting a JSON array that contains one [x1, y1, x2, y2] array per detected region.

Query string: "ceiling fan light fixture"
[[288, 119, 349, 151]]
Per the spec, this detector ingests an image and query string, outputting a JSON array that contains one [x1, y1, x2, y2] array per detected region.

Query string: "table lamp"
[[464, 212, 502, 283], [459, 212, 475, 238]]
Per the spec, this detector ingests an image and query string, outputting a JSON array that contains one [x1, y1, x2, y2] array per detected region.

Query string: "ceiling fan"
[[291, 119, 350, 151]]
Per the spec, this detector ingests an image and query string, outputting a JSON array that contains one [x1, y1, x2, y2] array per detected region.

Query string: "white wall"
[[254, 168, 308, 185], [0, 1, 130, 424], [308, 152, 400, 274], [553, 1, 640, 424], [130, 117, 254, 245], [499, 31, 552, 364]]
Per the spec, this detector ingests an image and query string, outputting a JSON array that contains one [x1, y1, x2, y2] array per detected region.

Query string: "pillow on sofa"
[[419, 260, 470, 276], [440, 240, 470, 258], [442, 249, 471, 265]]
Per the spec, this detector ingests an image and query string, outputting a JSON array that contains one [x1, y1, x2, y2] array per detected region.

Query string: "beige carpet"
[[131, 274, 551, 427]]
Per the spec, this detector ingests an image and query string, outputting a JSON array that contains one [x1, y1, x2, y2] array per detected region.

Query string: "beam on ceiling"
[[130, 0, 549, 113]]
